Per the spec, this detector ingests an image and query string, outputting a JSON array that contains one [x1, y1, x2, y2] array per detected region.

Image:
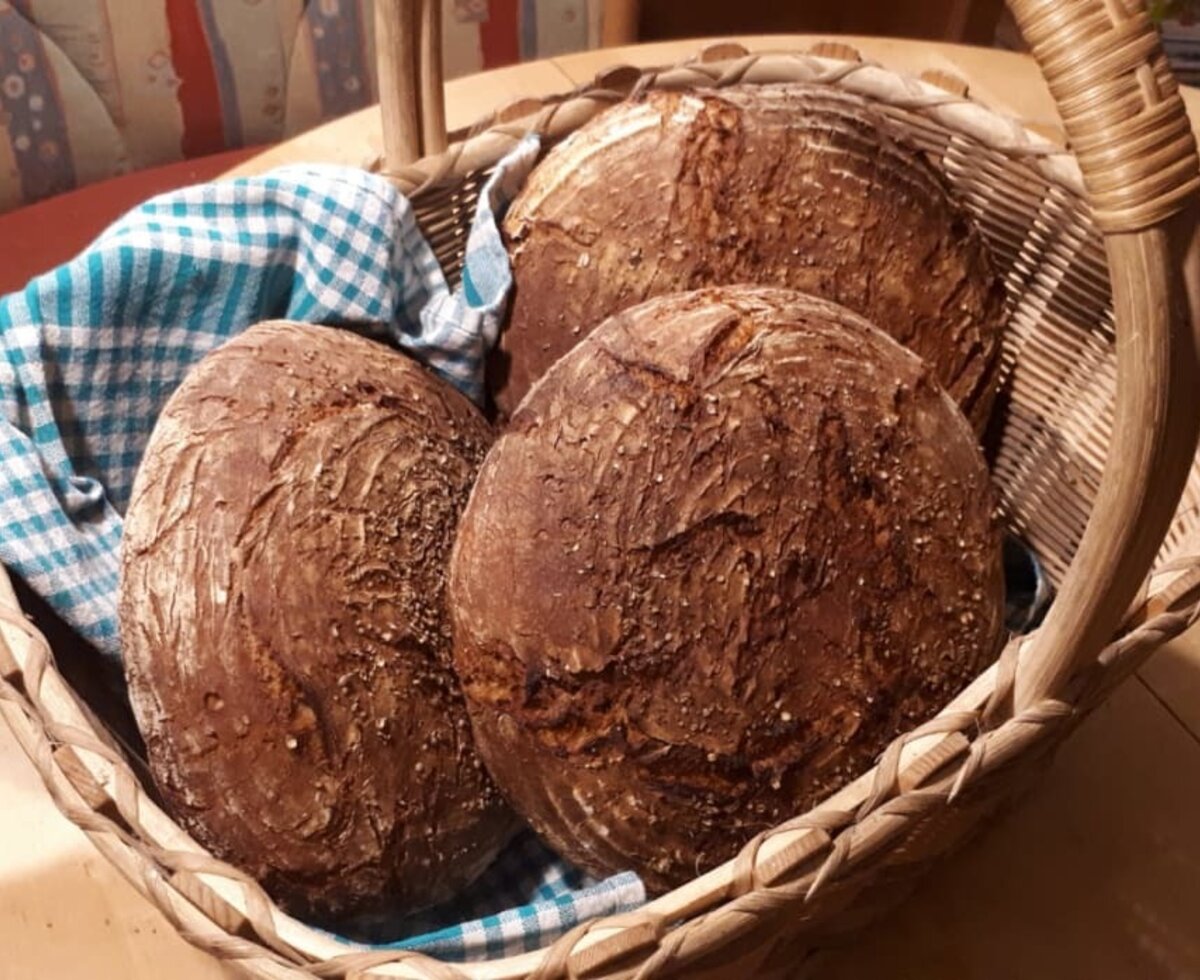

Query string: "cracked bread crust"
[[496, 85, 1005, 430], [454, 287, 1004, 893], [120, 321, 518, 922]]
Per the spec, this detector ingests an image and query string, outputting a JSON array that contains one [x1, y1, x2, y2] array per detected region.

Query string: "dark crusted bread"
[[120, 321, 518, 921], [496, 84, 1005, 429], [453, 286, 1004, 893]]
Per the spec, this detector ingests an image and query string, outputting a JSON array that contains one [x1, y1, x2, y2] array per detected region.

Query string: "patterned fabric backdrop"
[[0, 0, 602, 212]]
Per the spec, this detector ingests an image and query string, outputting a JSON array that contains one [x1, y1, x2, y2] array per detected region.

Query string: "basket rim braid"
[[4, 0, 1200, 974], [377, 46, 1089, 202]]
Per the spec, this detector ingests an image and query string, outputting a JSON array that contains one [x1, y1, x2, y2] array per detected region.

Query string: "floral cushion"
[[0, 0, 602, 212]]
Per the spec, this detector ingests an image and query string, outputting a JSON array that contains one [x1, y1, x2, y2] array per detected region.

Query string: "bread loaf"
[[120, 321, 517, 921], [452, 287, 1004, 893], [496, 85, 1005, 429]]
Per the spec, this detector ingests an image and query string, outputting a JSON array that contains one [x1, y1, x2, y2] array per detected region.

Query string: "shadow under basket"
[[5, 0, 1200, 976]]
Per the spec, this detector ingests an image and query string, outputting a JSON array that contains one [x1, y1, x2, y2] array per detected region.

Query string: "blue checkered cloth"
[[333, 833, 642, 961], [0, 141, 644, 959]]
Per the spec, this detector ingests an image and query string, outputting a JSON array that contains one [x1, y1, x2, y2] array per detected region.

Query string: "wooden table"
[[4, 36, 1200, 980]]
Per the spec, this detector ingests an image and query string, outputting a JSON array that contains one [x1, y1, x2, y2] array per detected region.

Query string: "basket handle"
[[1005, 0, 1200, 709], [375, 0, 446, 168]]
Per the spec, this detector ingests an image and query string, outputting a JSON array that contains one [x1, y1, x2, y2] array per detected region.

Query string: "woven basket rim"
[[378, 43, 1086, 205], [2, 43, 1198, 980]]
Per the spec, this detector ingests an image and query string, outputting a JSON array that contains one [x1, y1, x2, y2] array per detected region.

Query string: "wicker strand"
[[982, 633, 1026, 727], [1009, 0, 1200, 231], [375, 0, 422, 168], [417, 0, 447, 155], [856, 711, 980, 820]]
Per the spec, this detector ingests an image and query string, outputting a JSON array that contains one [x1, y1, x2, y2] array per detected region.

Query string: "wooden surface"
[[4, 35, 1200, 980]]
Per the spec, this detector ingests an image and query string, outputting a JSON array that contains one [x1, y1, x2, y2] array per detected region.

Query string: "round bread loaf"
[[120, 321, 518, 921], [452, 287, 1005, 893], [496, 84, 1005, 428]]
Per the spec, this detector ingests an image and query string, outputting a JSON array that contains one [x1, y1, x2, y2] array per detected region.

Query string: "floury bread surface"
[[496, 84, 1006, 429], [453, 287, 1005, 893], [120, 321, 518, 921]]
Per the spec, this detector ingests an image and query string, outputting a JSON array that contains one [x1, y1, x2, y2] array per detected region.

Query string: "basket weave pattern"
[[3, 2, 1200, 976]]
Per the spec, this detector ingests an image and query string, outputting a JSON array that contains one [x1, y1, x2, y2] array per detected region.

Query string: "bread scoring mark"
[[120, 322, 518, 922], [454, 287, 1004, 893], [497, 84, 1005, 430]]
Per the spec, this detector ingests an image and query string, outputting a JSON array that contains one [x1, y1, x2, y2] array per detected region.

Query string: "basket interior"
[[6, 58, 1200, 979], [410, 85, 1200, 592]]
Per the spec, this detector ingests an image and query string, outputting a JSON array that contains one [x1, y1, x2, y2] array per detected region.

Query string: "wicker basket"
[[4, 0, 1200, 977]]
